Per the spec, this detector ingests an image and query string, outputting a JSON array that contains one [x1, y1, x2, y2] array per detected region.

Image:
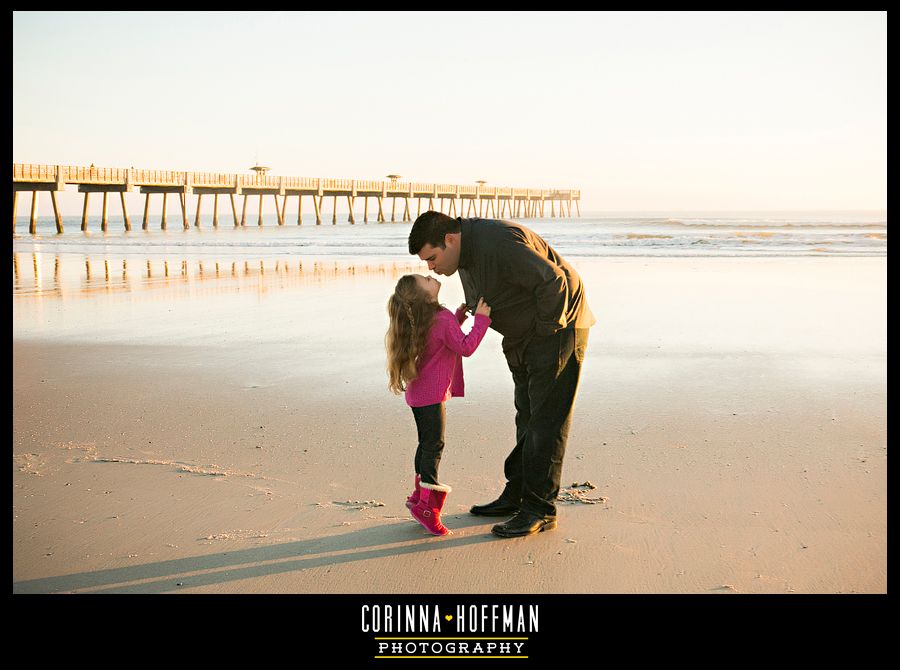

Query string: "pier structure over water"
[[12, 163, 580, 234]]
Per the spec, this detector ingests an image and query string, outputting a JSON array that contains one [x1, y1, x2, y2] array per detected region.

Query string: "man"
[[408, 211, 595, 537]]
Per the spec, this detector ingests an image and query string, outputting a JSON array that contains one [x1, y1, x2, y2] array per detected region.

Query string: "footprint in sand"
[[14, 453, 47, 476], [334, 499, 387, 511], [557, 481, 608, 505]]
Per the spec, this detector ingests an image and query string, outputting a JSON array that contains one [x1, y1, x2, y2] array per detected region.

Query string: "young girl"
[[386, 274, 492, 535]]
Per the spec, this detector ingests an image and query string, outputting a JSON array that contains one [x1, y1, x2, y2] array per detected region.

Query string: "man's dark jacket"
[[456, 217, 596, 366]]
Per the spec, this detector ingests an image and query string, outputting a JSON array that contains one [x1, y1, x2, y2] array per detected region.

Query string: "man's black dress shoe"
[[491, 511, 557, 537], [469, 498, 520, 517]]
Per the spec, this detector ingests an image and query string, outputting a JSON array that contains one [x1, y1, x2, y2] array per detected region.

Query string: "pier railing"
[[13, 163, 579, 199]]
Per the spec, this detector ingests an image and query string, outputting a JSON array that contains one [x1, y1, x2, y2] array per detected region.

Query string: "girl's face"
[[414, 274, 441, 300]]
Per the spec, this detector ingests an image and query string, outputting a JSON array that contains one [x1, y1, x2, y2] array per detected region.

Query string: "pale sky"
[[13, 11, 887, 214]]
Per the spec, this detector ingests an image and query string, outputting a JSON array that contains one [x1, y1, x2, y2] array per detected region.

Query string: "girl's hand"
[[475, 297, 491, 317], [458, 303, 469, 314]]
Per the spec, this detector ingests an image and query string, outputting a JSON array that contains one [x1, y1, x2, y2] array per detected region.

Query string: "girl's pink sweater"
[[405, 306, 492, 408]]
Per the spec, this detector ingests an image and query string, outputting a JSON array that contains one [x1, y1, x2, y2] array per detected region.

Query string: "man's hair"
[[408, 211, 460, 255]]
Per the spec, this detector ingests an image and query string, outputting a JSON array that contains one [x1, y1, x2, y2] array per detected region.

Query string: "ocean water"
[[12, 210, 888, 345], [12, 210, 887, 259], [12, 209, 888, 370]]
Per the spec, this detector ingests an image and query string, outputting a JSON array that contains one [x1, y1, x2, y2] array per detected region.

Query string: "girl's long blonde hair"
[[386, 275, 440, 394]]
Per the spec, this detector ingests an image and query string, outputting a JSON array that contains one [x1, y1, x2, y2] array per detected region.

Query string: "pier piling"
[[180, 193, 188, 229], [80, 193, 90, 231], [195, 194, 203, 228], [230, 194, 239, 227], [50, 191, 64, 233], [120, 192, 130, 231], [29, 191, 38, 235], [101, 192, 109, 232]]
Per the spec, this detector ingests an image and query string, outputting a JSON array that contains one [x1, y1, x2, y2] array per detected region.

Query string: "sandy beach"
[[12, 254, 887, 594]]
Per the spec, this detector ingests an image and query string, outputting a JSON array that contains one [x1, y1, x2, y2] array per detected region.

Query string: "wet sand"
[[12, 256, 887, 593]]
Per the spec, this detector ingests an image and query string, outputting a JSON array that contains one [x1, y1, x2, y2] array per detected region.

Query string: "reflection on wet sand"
[[13, 252, 424, 300]]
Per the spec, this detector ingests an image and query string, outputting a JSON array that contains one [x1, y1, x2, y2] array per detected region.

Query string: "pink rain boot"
[[410, 482, 452, 536], [405, 474, 422, 510]]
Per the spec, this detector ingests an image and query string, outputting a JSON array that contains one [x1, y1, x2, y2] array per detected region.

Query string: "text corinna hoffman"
[[361, 604, 538, 633]]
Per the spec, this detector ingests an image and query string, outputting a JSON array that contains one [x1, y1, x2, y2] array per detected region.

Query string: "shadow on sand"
[[13, 514, 508, 594]]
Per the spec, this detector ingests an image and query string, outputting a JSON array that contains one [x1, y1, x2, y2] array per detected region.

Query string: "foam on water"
[[13, 211, 886, 259]]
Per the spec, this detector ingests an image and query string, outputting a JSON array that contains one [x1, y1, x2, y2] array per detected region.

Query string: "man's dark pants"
[[500, 327, 588, 517]]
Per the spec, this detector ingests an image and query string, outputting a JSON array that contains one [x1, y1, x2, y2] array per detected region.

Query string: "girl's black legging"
[[411, 402, 445, 486]]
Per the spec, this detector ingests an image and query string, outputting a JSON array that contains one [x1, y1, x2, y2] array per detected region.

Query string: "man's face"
[[417, 233, 461, 276]]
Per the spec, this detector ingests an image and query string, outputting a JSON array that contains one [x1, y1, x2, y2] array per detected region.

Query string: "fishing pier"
[[12, 163, 581, 234]]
